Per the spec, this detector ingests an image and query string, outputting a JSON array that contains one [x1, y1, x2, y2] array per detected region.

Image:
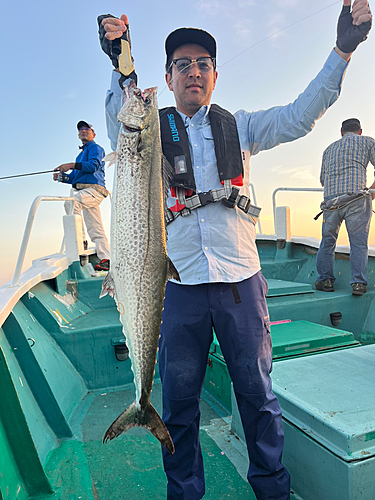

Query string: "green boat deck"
[[2, 238, 375, 499], [46, 384, 261, 500]]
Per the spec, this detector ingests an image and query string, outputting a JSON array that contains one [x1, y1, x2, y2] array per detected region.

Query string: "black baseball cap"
[[77, 121, 95, 132], [165, 27, 217, 60]]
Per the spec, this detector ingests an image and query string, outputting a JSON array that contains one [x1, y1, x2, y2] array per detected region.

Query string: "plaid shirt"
[[320, 132, 375, 199]]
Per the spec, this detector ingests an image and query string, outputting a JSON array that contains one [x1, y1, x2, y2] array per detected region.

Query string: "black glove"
[[336, 5, 372, 53], [97, 14, 122, 69], [97, 14, 138, 86]]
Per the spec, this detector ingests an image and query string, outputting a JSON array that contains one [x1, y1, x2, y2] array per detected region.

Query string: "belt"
[[74, 183, 109, 197]]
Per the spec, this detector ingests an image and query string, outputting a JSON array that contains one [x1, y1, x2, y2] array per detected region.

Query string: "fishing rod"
[[0, 169, 56, 181]]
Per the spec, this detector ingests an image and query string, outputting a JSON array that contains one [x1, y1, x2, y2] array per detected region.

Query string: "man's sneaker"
[[95, 259, 110, 271], [315, 279, 334, 292], [352, 283, 367, 296]]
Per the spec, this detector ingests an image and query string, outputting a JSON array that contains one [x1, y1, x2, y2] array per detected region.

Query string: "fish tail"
[[103, 399, 175, 454]]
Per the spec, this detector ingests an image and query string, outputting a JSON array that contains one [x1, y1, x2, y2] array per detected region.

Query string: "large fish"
[[100, 81, 179, 454]]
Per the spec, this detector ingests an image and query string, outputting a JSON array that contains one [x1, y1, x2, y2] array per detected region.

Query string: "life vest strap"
[[166, 183, 261, 226]]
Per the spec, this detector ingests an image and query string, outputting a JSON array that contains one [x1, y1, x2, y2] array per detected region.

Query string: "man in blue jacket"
[[53, 121, 110, 271], [99, 1, 371, 499]]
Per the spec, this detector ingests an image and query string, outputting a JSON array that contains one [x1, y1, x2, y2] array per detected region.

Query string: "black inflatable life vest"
[[159, 104, 244, 192]]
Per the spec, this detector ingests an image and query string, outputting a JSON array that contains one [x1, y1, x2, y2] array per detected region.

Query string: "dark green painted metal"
[[204, 320, 358, 413], [21, 281, 91, 334], [205, 355, 232, 412], [20, 281, 131, 390], [44, 441, 96, 500], [271, 320, 359, 359], [1, 250, 372, 499], [75, 276, 115, 310], [79, 432, 257, 500], [2, 313, 72, 439], [266, 279, 313, 297], [0, 346, 53, 498], [258, 239, 375, 340], [69, 261, 91, 280], [53, 268, 71, 296]]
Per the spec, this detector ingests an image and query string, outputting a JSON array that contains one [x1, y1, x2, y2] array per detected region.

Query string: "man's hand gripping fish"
[[100, 80, 179, 454]]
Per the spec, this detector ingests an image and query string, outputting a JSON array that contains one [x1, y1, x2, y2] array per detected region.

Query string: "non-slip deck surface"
[[79, 385, 257, 499]]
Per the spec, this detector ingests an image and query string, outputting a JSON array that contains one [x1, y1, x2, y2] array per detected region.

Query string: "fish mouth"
[[121, 124, 142, 134]]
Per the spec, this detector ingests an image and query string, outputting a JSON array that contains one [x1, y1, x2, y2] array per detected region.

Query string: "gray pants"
[[64, 187, 110, 261], [316, 195, 372, 285]]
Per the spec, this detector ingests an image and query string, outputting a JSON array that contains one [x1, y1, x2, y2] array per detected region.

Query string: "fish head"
[[118, 81, 158, 134]]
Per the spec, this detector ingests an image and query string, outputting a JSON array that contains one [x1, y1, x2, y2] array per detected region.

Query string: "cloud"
[[196, 0, 255, 41], [274, 0, 302, 7], [197, 0, 232, 17], [266, 11, 288, 40], [269, 164, 317, 182]]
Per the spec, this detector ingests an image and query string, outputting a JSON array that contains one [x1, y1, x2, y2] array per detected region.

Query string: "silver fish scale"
[[110, 90, 168, 409]]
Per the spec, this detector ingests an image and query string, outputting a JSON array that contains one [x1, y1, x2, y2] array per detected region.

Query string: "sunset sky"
[[1, 0, 375, 287]]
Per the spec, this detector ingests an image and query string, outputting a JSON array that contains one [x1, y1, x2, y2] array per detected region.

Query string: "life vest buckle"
[[198, 191, 215, 206], [238, 195, 251, 213], [222, 187, 240, 209]]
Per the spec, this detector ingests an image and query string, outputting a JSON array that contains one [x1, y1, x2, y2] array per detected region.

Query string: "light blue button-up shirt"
[[105, 50, 348, 285]]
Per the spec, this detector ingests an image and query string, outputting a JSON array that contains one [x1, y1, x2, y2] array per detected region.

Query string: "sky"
[[1, 0, 375, 287]]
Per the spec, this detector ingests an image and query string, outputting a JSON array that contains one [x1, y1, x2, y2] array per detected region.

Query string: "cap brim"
[[165, 28, 216, 59], [77, 121, 94, 132]]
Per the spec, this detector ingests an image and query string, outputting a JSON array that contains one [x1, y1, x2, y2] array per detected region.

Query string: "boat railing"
[[272, 187, 375, 234], [11, 196, 76, 287], [249, 183, 262, 234]]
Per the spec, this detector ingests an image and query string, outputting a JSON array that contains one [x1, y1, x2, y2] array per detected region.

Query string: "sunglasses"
[[169, 57, 215, 74]]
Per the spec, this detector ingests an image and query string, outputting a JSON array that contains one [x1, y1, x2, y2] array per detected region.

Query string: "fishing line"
[[157, 0, 341, 97], [0, 169, 55, 181], [218, 0, 342, 68]]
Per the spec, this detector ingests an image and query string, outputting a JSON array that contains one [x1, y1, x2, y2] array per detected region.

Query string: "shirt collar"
[[177, 105, 211, 127], [79, 140, 95, 149], [342, 132, 357, 139]]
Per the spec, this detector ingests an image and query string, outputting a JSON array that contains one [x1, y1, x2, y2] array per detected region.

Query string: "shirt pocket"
[[202, 128, 217, 165]]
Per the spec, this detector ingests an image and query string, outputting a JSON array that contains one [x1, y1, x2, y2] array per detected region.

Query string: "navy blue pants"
[[158, 272, 290, 500]]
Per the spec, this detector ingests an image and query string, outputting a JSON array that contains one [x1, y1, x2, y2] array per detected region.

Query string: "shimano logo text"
[[168, 114, 180, 142]]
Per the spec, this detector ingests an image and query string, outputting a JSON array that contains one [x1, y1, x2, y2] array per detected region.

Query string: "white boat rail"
[[249, 183, 262, 234], [11, 196, 76, 287]]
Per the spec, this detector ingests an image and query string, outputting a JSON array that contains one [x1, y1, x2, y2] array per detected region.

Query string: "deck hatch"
[[271, 344, 375, 461], [266, 279, 314, 297]]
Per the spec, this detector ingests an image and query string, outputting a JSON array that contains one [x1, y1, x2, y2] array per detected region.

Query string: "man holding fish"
[[98, 2, 372, 499]]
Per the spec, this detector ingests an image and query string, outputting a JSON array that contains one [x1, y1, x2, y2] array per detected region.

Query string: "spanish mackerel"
[[100, 81, 179, 453]]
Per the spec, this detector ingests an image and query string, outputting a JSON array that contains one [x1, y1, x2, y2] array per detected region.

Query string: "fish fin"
[[143, 402, 175, 454], [103, 400, 137, 442], [99, 271, 116, 299], [103, 151, 117, 166], [162, 155, 174, 233], [167, 258, 181, 282], [103, 399, 175, 454]]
